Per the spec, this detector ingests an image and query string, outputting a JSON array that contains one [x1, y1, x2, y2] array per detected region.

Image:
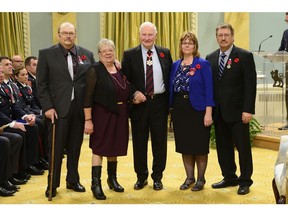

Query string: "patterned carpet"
[[1, 133, 281, 214]]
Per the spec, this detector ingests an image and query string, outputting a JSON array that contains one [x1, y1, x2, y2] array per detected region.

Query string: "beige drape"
[[101, 12, 192, 61], [0, 12, 24, 58]]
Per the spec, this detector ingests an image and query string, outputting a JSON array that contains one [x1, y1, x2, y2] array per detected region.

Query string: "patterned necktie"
[[67, 51, 74, 100], [219, 52, 226, 79], [146, 50, 154, 96]]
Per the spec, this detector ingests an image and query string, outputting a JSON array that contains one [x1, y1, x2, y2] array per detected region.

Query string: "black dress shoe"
[[38, 158, 49, 170], [14, 172, 31, 180], [237, 186, 250, 195], [278, 123, 288, 130], [153, 180, 163, 190], [26, 165, 44, 175], [3, 180, 20, 191], [8, 177, 27, 185], [212, 179, 238, 189], [134, 179, 148, 190], [66, 182, 86, 192], [45, 187, 57, 198], [0, 186, 15, 197], [191, 179, 206, 191], [179, 178, 195, 190]]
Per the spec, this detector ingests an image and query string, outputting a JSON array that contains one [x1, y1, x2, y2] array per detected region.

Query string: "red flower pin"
[[234, 58, 239, 63], [196, 64, 201, 69], [4, 89, 9, 93], [81, 55, 87, 60], [159, 52, 165, 58]]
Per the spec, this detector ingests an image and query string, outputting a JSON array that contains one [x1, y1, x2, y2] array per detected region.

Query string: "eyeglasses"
[[217, 34, 231, 38], [59, 32, 76, 36], [99, 49, 114, 54], [13, 60, 23, 63], [181, 42, 194, 46]]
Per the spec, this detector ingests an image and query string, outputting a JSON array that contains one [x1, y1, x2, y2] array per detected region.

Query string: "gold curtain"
[[0, 12, 25, 58], [102, 12, 193, 61]]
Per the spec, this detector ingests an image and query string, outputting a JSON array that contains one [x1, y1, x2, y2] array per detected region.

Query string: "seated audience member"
[[25, 56, 41, 108], [13, 66, 48, 170], [0, 127, 23, 196], [0, 58, 44, 176]]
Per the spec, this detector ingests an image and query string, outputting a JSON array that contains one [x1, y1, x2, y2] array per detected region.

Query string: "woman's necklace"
[[110, 73, 126, 89]]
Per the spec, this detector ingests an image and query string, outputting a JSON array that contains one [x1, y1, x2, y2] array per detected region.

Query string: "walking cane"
[[48, 123, 56, 201]]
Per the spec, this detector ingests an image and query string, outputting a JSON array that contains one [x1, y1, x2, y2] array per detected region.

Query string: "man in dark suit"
[[122, 21, 172, 190], [37, 22, 96, 198], [25, 56, 41, 109], [206, 23, 257, 195]]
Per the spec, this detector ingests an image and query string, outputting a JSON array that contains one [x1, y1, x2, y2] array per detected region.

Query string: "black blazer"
[[206, 45, 257, 123], [121, 44, 172, 97], [36, 43, 95, 118], [83, 61, 129, 114]]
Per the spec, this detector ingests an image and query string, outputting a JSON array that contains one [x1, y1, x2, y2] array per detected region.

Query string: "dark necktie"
[[146, 50, 154, 96], [219, 52, 226, 79]]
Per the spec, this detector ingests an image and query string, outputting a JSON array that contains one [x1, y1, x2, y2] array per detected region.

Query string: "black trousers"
[[131, 96, 168, 181], [214, 112, 253, 187], [47, 100, 84, 189], [0, 133, 22, 182]]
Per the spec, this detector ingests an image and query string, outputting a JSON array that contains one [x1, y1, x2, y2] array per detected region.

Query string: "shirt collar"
[[60, 43, 77, 56]]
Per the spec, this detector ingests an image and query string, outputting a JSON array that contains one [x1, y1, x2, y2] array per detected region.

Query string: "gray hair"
[[97, 38, 116, 53], [139, 21, 157, 34]]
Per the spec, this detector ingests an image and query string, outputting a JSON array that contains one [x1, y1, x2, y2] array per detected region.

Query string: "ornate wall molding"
[[23, 12, 31, 58]]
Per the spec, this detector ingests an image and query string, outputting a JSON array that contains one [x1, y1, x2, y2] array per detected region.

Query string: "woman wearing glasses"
[[169, 31, 214, 191]]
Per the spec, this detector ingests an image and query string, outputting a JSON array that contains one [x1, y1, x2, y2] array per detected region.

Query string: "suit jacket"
[[169, 57, 215, 111], [28, 72, 41, 108], [122, 45, 172, 97], [121, 44, 172, 119], [36, 43, 95, 118], [206, 45, 257, 123], [0, 86, 26, 122], [279, 29, 288, 51]]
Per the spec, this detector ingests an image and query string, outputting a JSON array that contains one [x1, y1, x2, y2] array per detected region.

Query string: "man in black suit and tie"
[[206, 23, 257, 195], [37, 22, 95, 198], [122, 21, 172, 190]]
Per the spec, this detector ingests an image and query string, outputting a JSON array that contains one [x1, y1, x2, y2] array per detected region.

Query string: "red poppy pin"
[[78, 55, 87, 64], [234, 58, 239, 63], [4, 89, 9, 93], [196, 64, 201, 70], [81, 55, 87, 60], [159, 52, 165, 58], [19, 92, 22, 97]]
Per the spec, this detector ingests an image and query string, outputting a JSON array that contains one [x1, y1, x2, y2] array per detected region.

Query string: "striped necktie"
[[146, 50, 154, 96], [219, 52, 226, 79]]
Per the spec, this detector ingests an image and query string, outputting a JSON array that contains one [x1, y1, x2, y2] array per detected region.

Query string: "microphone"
[[258, 35, 273, 54]]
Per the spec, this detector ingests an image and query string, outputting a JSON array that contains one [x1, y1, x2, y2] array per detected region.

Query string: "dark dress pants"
[[0, 132, 22, 177], [47, 100, 84, 188], [131, 96, 168, 181], [214, 112, 253, 187]]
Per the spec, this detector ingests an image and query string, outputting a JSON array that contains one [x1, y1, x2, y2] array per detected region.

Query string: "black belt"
[[145, 92, 165, 100], [174, 92, 189, 99]]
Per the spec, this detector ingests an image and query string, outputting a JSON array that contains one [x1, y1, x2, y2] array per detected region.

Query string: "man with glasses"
[[278, 12, 288, 130], [37, 22, 96, 198], [206, 23, 257, 195]]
